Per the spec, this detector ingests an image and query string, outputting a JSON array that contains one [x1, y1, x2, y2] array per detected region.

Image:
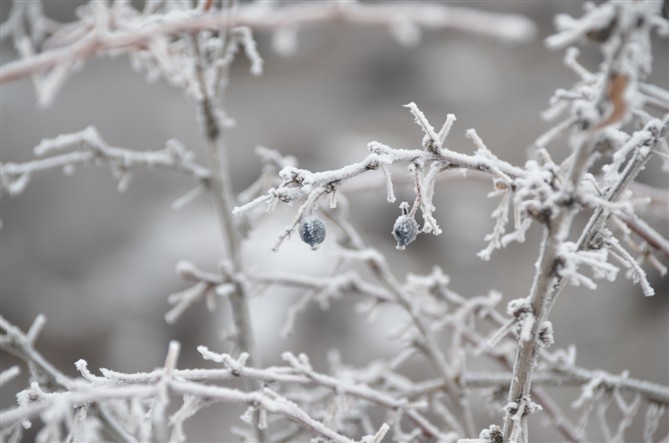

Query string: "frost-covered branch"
[[337, 165, 669, 258], [187, 28, 259, 374], [167, 246, 482, 437], [615, 211, 669, 264], [1, 372, 364, 443], [234, 105, 526, 255], [0, 127, 210, 197], [0, 315, 138, 443], [501, 2, 668, 440], [543, 116, 669, 313], [1, 316, 383, 443], [542, 349, 669, 406], [0, 1, 536, 91], [10, 313, 661, 443], [166, 260, 393, 327], [326, 220, 481, 436]]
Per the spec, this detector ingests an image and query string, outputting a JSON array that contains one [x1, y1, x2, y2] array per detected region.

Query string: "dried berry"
[[299, 215, 326, 250], [392, 214, 418, 250]]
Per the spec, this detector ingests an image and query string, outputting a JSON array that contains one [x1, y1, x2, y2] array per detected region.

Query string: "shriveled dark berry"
[[299, 215, 326, 250], [392, 215, 418, 250]]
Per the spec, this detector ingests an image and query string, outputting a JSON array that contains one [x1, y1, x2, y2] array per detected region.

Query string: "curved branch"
[[0, 2, 536, 84]]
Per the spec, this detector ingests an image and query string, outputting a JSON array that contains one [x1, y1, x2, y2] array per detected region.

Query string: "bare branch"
[[0, 2, 536, 85], [0, 127, 210, 197]]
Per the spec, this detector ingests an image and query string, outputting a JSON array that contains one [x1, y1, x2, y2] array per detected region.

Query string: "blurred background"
[[1, 1, 667, 441]]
